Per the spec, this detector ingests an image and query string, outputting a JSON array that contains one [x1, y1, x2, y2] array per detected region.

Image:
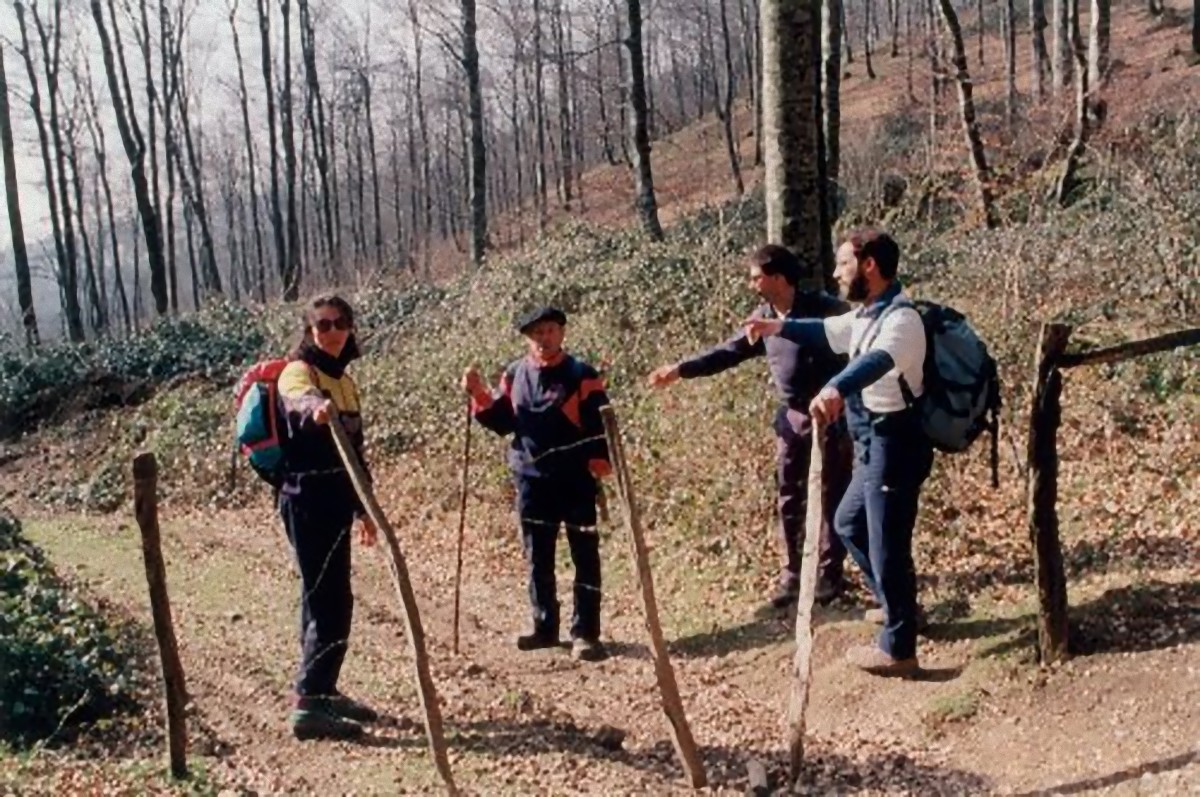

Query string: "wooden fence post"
[[1027, 324, 1072, 663], [599, 406, 707, 789], [131, 453, 189, 779], [786, 422, 825, 784], [328, 419, 458, 796]]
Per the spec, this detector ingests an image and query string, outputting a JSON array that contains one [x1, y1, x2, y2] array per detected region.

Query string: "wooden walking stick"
[[787, 419, 827, 784], [131, 453, 189, 780], [599, 406, 707, 789], [453, 397, 472, 655], [328, 418, 458, 796]]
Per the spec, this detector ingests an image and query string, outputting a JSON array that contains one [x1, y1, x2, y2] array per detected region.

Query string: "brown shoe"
[[845, 644, 919, 677]]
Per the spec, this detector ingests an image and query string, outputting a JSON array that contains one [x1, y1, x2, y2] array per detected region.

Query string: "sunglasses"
[[314, 317, 351, 333]]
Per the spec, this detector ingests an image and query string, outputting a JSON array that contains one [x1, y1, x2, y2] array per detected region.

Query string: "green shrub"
[[0, 510, 138, 747]]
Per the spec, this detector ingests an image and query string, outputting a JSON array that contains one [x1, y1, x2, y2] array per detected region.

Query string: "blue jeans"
[[835, 409, 933, 660]]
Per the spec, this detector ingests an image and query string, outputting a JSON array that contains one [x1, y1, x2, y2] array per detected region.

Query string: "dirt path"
[[17, 488, 1198, 795]]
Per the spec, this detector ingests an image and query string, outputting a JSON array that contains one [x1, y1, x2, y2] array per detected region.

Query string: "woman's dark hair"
[[290, 293, 360, 360]]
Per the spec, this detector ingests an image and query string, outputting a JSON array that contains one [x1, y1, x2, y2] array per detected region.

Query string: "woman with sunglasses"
[[276, 294, 379, 740]]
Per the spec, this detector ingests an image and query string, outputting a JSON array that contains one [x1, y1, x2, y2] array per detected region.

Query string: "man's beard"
[[842, 271, 869, 302]]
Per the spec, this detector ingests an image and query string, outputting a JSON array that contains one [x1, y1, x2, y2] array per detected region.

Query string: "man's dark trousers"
[[835, 406, 933, 660], [279, 484, 355, 697], [516, 474, 601, 641], [775, 406, 852, 592]]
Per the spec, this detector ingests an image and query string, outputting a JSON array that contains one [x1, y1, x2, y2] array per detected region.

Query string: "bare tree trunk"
[[1030, 0, 1050, 99], [625, 0, 664, 240], [534, 0, 549, 231], [404, 79, 422, 270], [1052, 0, 1072, 93], [938, 0, 998, 228], [66, 118, 105, 334], [761, 0, 826, 285], [298, 0, 336, 276], [81, 60, 130, 333], [890, 0, 900, 55], [594, 12, 618, 165], [0, 42, 38, 346], [462, 0, 488, 266], [389, 125, 406, 268], [824, 0, 843, 217], [717, 0, 746, 195], [361, 70, 385, 268], [1193, 0, 1199, 53], [1055, 0, 1090, 204], [751, 0, 763, 166], [615, 5, 634, 163], [183, 198, 200, 309], [160, 0, 179, 312], [280, 0, 301, 298], [135, 0, 162, 271], [906, 0, 917, 100], [408, 0, 433, 277], [739, 0, 758, 112], [229, 0, 267, 302], [20, 2, 84, 341], [256, 0, 287, 295], [91, 0, 170, 317], [1004, 0, 1018, 123], [171, 64, 223, 295], [552, 0, 574, 211], [865, 0, 878, 77], [977, 0, 985, 65], [1087, 0, 1110, 90]]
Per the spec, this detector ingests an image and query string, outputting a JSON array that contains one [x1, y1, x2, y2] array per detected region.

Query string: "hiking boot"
[[290, 704, 364, 741], [516, 630, 560, 651], [323, 693, 379, 724], [814, 576, 846, 606], [845, 644, 919, 678], [571, 637, 608, 662], [864, 606, 929, 631]]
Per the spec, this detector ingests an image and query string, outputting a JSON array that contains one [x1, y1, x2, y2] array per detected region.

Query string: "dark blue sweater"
[[677, 290, 848, 409], [473, 353, 611, 480]]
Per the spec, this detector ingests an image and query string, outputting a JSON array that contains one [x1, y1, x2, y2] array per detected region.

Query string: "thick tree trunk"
[[625, 0, 664, 240], [1055, 0, 1090, 205], [1030, 0, 1050, 100], [1004, 0, 1018, 123], [160, 0, 179, 312], [938, 0, 999, 228], [824, 0, 843, 220], [280, 0, 301, 299], [865, 0, 878, 78], [760, 0, 826, 286], [1052, 0, 1073, 93], [0, 43, 38, 346], [462, 0, 488, 266], [1087, 0, 1110, 90]]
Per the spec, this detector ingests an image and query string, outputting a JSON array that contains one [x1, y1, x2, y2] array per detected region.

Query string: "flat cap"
[[515, 305, 567, 333]]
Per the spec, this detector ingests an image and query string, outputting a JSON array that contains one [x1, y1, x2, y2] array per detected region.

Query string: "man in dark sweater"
[[649, 245, 853, 608], [462, 307, 612, 662]]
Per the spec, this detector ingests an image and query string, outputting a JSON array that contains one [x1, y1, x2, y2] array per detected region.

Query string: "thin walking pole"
[[453, 396, 472, 654]]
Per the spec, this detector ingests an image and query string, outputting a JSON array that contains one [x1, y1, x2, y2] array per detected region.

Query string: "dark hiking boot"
[[845, 644, 919, 678], [571, 637, 608, 662], [768, 580, 799, 609], [516, 630, 560, 651], [324, 693, 379, 724], [814, 576, 846, 606], [290, 704, 364, 741]]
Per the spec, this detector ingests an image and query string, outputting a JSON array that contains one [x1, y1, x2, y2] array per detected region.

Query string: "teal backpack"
[[232, 357, 294, 486]]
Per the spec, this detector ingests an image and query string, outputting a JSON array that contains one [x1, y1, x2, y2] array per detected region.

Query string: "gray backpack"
[[866, 298, 1002, 486]]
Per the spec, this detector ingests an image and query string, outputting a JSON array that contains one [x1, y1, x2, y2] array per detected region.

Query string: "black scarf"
[[298, 337, 360, 379]]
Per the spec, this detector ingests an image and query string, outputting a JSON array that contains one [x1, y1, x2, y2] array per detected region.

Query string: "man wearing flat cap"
[[461, 306, 613, 662]]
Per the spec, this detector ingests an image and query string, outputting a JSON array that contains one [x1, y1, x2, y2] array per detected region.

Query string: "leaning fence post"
[[599, 406, 707, 789], [131, 453, 189, 779], [328, 418, 458, 796], [786, 421, 826, 784], [1027, 323, 1073, 663]]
